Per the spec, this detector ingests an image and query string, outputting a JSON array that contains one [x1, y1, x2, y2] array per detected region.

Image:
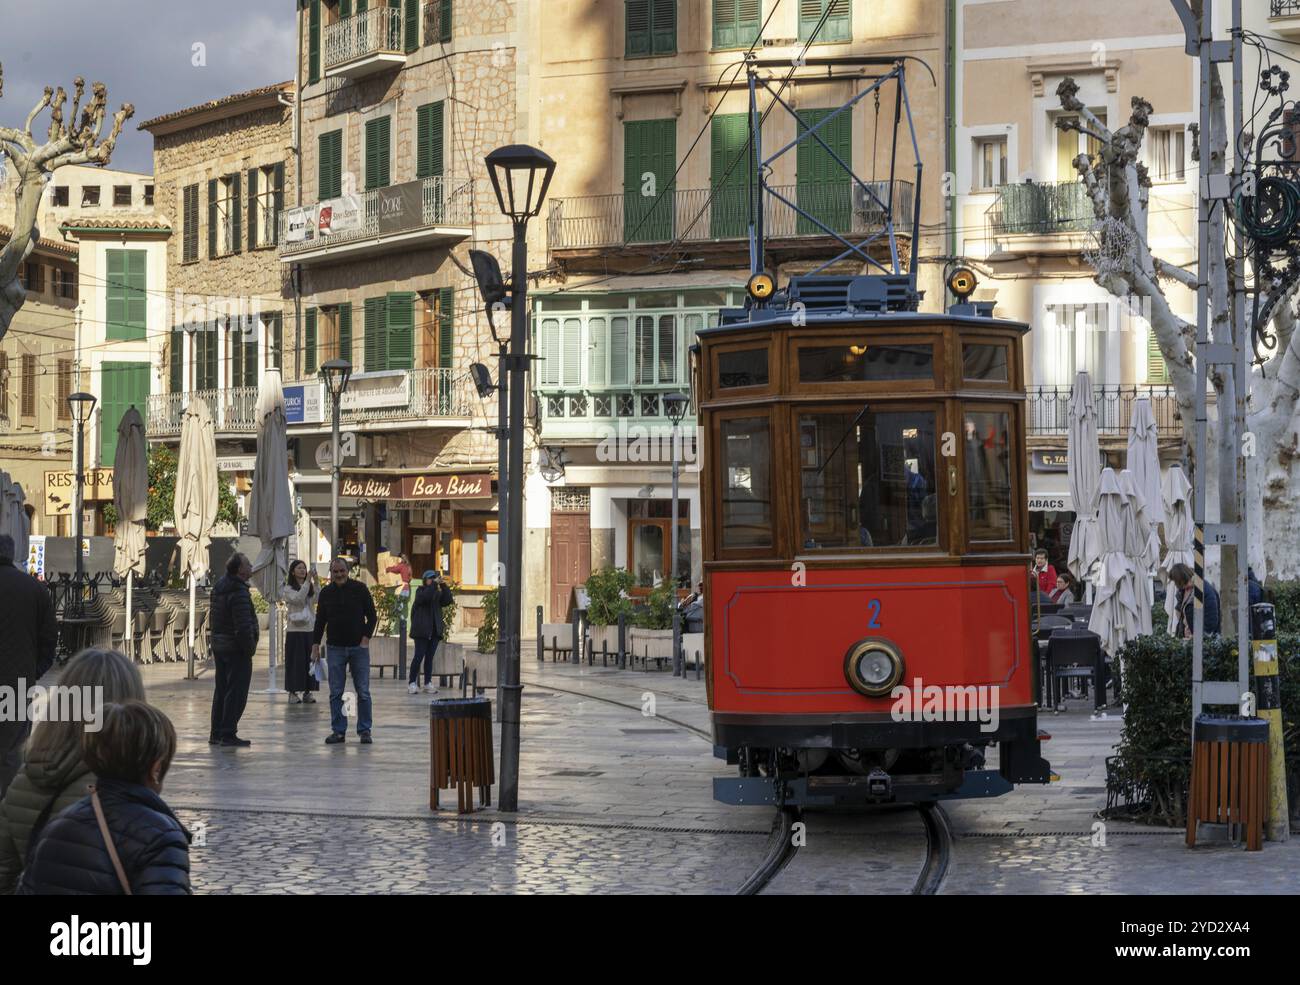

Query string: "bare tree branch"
[[1154, 257, 1198, 290]]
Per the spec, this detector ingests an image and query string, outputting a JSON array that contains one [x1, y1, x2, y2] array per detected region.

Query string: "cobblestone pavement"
[[126, 658, 1300, 894]]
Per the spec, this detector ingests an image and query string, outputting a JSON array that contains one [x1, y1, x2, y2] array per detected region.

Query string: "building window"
[[1148, 126, 1186, 183], [365, 115, 392, 191], [182, 184, 200, 263], [52, 186, 69, 207], [20, 354, 36, 418], [20, 261, 44, 294], [416, 102, 445, 180], [1055, 111, 1105, 180], [105, 249, 147, 341], [169, 329, 184, 393], [973, 135, 1008, 191], [144, 185, 155, 207], [798, 0, 850, 43], [193, 327, 219, 390], [712, 0, 761, 50], [263, 311, 284, 370], [627, 499, 689, 588], [57, 359, 73, 420], [455, 515, 499, 590], [208, 174, 243, 258], [113, 185, 132, 207], [626, 0, 676, 57], [364, 293, 415, 372], [81, 186, 100, 207], [228, 317, 258, 389], [424, 0, 452, 45], [247, 163, 285, 249], [53, 266, 76, 301], [318, 129, 343, 200]]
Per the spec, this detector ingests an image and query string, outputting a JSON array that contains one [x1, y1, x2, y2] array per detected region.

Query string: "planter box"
[[257, 612, 270, 630], [629, 627, 674, 662], [588, 624, 621, 656]]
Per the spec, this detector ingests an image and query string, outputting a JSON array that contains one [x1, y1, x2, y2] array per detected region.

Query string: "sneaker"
[[422, 683, 438, 694], [288, 693, 302, 704], [325, 732, 346, 745], [408, 682, 420, 695], [221, 736, 252, 747], [359, 732, 373, 744], [302, 693, 317, 704]]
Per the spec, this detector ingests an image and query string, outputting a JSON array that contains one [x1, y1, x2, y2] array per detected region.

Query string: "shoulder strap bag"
[[89, 786, 133, 895]]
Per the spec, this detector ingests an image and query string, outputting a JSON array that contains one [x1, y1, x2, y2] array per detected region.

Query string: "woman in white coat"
[[280, 560, 320, 703]]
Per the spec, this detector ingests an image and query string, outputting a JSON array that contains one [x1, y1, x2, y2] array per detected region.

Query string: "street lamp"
[[67, 391, 97, 616], [663, 392, 689, 677], [486, 143, 556, 813], [320, 359, 352, 558]]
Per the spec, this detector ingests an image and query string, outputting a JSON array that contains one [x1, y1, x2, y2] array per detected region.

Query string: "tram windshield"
[[964, 410, 1014, 542], [798, 408, 939, 550]]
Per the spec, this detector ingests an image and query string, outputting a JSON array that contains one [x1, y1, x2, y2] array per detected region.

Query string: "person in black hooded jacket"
[[208, 553, 259, 747], [19, 701, 191, 895], [407, 571, 453, 694]]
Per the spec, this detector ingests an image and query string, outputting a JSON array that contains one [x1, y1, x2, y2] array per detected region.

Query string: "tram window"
[[798, 344, 934, 383], [718, 348, 768, 388], [798, 409, 939, 550], [720, 417, 773, 549], [965, 410, 1014, 542], [963, 343, 1009, 383]]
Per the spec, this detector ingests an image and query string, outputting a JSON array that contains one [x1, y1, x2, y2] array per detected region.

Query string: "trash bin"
[[429, 697, 494, 814], [1186, 714, 1268, 851]]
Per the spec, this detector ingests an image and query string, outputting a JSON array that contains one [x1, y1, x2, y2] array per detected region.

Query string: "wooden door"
[[550, 511, 591, 620]]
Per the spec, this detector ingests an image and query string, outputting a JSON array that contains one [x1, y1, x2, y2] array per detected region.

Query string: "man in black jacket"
[[312, 557, 378, 744], [0, 534, 57, 795], [208, 553, 259, 747]]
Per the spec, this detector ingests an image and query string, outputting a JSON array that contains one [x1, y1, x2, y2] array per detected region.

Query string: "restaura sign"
[[45, 468, 113, 516]]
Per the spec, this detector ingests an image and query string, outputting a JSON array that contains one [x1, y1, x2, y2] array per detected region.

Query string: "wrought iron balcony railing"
[[1026, 384, 1182, 437], [547, 180, 913, 251], [324, 5, 404, 70], [1271, 0, 1300, 17], [987, 180, 1095, 236]]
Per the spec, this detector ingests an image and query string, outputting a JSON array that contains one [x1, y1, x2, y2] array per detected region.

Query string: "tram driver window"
[[720, 417, 773, 549], [717, 347, 768, 388], [798, 409, 939, 550], [965, 410, 1014, 542]]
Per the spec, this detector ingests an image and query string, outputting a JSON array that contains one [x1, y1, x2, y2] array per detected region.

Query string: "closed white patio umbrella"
[[1126, 394, 1165, 531], [1089, 468, 1141, 657], [1161, 465, 1194, 630], [249, 368, 295, 692], [1118, 468, 1157, 637], [174, 397, 218, 676], [113, 407, 149, 657], [1067, 371, 1102, 598]]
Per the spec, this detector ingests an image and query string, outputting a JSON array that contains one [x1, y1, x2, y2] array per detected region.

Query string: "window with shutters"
[[144, 185, 154, 207], [365, 116, 392, 191], [182, 184, 200, 263], [424, 0, 452, 44], [169, 329, 184, 392], [305, 308, 319, 375], [421, 288, 453, 369], [309, 0, 322, 83], [626, 0, 676, 57], [263, 311, 284, 370], [624, 119, 676, 242], [710, 114, 750, 238], [193, 327, 219, 390], [416, 102, 445, 180], [20, 354, 36, 419], [1147, 329, 1168, 384], [53, 266, 76, 301], [798, 0, 850, 43], [105, 250, 147, 341], [209, 174, 243, 257], [364, 297, 388, 371], [318, 129, 343, 200], [20, 262, 44, 294], [228, 318, 259, 389], [796, 107, 852, 234], [57, 359, 74, 419], [248, 163, 285, 249], [98, 362, 149, 464], [712, 0, 761, 50]]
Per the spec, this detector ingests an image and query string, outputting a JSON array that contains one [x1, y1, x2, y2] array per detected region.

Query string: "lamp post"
[[663, 392, 689, 677], [67, 391, 97, 617], [320, 359, 352, 558], [486, 143, 555, 813]]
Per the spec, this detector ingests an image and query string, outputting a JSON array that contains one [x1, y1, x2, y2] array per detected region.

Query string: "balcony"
[[1271, 0, 1300, 40], [546, 180, 913, 271], [537, 387, 696, 443], [278, 176, 473, 264], [146, 368, 479, 438], [1026, 384, 1182, 438], [986, 180, 1095, 255], [324, 5, 406, 79]]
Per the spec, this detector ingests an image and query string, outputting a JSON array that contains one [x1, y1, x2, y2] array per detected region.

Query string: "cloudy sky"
[[0, 0, 296, 174]]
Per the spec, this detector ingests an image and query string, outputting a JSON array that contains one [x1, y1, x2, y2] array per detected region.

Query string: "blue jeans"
[[326, 645, 372, 736]]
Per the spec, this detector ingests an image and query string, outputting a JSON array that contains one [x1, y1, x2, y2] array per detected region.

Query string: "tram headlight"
[[844, 639, 904, 698]]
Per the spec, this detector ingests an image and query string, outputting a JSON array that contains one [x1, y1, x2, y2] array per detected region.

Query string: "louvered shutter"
[[269, 312, 283, 370], [338, 303, 353, 364], [653, 0, 676, 53], [309, 0, 321, 83], [713, 0, 758, 48], [272, 163, 285, 245], [588, 318, 607, 386], [183, 185, 199, 262], [562, 318, 582, 386], [366, 116, 391, 190], [610, 317, 629, 385], [416, 102, 444, 180], [106, 250, 127, 339], [207, 179, 218, 257], [635, 315, 654, 384], [305, 308, 319, 375], [365, 297, 387, 371], [437, 287, 453, 367], [439, 0, 452, 41], [539, 319, 560, 386], [125, 251, 147, 336], [245, 318, 259, 387], [1147, 331, 1167, 384], [229, 322, 243, 387], [231, 173, 242, 254], [319, 130, 342, 200], [800, 0, 850, 42], [404, 0, 420, 51], [247, 167, 259, 250], [341, 0, 351, 15], [710, 114, 749, 237], [626, 0, 651, 56], [657, 314, 676, 383], [170, 329, 184, 392], [386, 292, 415, 370]]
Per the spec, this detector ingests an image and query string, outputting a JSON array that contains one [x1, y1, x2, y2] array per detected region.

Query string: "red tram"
[[696, 273, 1052, 806]]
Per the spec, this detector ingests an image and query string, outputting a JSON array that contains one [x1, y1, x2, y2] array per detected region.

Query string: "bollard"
[[672, 607, 682, 677], [1251, 603, 1290, 842], [617, 610, 627, 669], [536, 605, 544, 662], [601, 640, 608, 667], [570, 609, 581, 665]]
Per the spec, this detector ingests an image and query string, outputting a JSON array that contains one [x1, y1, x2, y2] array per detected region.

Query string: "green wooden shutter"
[[364, 297, 387, 371], [272, 163, 285, 245], [319, 130, 342, 200], [437, 287, 453, 367], [796, 107, 852, 234], [652, 0, 676, 53], [269, 312, 283, 370], [105, 249, 126, 339], [624, 118, 676, 242], [231, 173, 242, 253], [439, 0, 452, 41], [416, 102, 444, 179], [125, 251, 147, 336], [309, 0, 321, 83], [626, 0, 651, 56], [170, 329, 184, 392], [404, 0, 420, 51], [341, 0, 352, 15], [713, 0, 760, 49], [247, 167, 259, 250], [610, 317, 629, 385], [229, 322, 243, 387], [710, 113, 750, 237], [1147, 332, 1168, 384], [305, 308, 318, 375], [799, 0, 850, 42], [338, 303, 353, 365], [100, 363, 149, 464], [386, 292, 415, 370], [366, 116, 391, 190], [207, 179, 218, 257], [106, 250, 146, 340]]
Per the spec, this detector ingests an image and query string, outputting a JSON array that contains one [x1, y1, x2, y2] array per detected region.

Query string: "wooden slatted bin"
[[429, 697, 494, 814], [1185, 714, 1268, 851]]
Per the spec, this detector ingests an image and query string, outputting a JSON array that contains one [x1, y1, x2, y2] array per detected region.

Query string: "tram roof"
[[699, 307, 1030, 338]]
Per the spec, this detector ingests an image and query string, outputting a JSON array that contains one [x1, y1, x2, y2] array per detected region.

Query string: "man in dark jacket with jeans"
[[0, 534, 57, 795], [312, 557, 378, 744], [208, 553, 258, 747]]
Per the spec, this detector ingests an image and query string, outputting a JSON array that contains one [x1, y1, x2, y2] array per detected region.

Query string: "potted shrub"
[[630, 580, 676, 664], [476, 586, 498, 654], [250, 587, 270, 630], [584, 567, 635, 655], [367, 584, 405, 668]]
